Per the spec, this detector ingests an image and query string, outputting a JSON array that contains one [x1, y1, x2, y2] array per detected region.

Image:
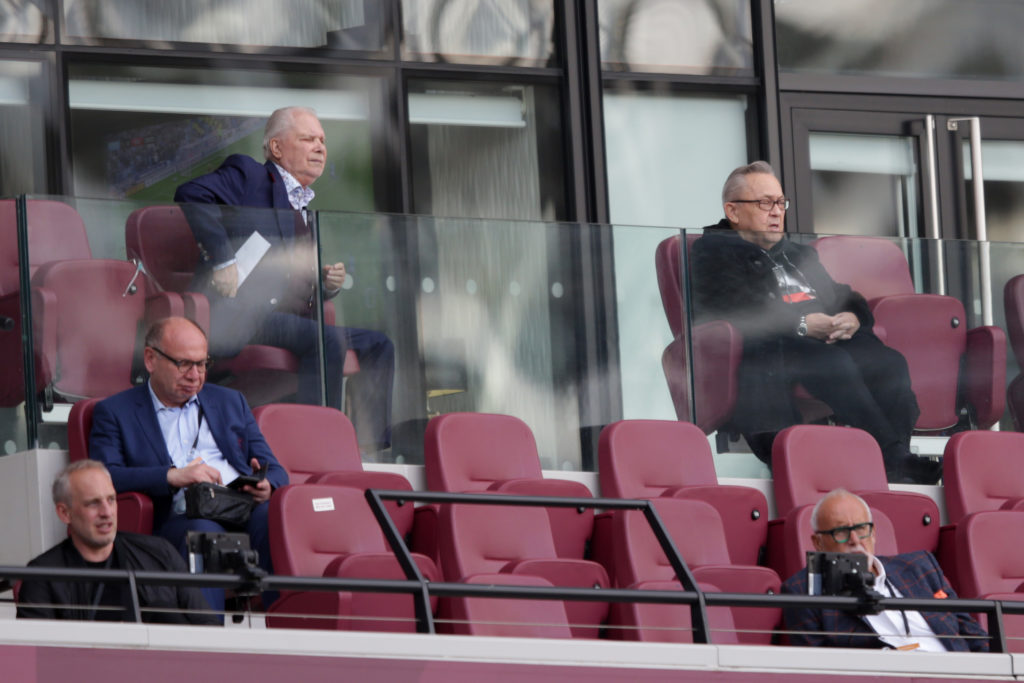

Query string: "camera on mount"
[[806, 551, 883, 613], [187, 531, 265, 597]]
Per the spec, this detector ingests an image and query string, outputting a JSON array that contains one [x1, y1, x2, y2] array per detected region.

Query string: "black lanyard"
[[86, 552, 115, 621], [189, 403, 205, 459], [884, 577, 911, 636]]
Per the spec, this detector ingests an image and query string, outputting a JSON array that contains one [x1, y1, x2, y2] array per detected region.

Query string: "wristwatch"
[[796, 315, 808, 337]]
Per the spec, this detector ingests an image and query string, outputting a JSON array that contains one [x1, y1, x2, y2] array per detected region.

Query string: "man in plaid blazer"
[[781, 489, 988, 652]]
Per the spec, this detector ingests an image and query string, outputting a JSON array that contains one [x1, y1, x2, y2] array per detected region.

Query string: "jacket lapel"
[[264, 161, 296, 241], [132, 386, 173, 466]]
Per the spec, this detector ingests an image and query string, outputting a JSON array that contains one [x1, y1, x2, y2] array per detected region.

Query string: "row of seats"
[[0, 199, 356, 413], [656, 233, 1008, 435], [65, 401, 1024, 645]]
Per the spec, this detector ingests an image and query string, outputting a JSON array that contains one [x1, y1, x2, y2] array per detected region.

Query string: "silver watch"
[[796, 315, 808, 337]]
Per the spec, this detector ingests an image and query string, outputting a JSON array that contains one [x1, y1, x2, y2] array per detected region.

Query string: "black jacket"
[[17, 533, 218, 625], [690, 223, 875, 434]]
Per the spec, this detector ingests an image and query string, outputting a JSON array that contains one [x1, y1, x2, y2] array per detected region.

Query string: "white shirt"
[[863, 554, 948, 652], [274, 163, 315, 212]]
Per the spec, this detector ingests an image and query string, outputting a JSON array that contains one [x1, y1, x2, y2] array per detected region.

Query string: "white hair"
[[721, 160, 777, 204], [262, 106, 318, 160], [809, 488, 872, 531]]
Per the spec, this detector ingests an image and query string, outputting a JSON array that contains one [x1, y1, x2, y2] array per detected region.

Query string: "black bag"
[[184, 482, 254, 529]]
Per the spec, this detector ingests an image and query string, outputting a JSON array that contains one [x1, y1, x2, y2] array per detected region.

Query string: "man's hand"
[[211, 263, 239, 298], [240, 458, 272, 504], [168, 457, 222, 489], [804, 312, 860, 342], [322, 262, 346, 292]]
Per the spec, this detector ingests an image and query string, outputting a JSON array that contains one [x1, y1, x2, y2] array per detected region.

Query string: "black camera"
[[806, 551, 883, 612], [187, 531, 265, 597]]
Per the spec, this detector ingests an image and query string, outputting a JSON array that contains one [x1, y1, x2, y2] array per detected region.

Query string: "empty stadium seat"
[[954, 510, 1024, 651], [124, 204, 357, 407], [441, 573, 573, 639], [66, 398, 153, 534], [610, 498, 780, 645], [596, 419, 767, 567], [766, 425, 939, 579], [937, 431, 1024, 592], [1003, 275, 1024, 429], [607, 579, 738, 644], [419, 412, 594, 561], [437, 502, 609, 639], [813, 235, 1005, 431], [267, 483, 439, 631], [252, 403, 414, 536]]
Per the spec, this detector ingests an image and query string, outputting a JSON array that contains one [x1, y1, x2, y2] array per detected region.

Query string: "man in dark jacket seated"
[[692, 160, 938, 483], [17, 460, 218, 624], [781, 489, 988, 652]]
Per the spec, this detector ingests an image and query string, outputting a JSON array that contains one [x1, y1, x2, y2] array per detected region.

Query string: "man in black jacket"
[[692, 161, 937, 483], [17, 459, 218, 624]]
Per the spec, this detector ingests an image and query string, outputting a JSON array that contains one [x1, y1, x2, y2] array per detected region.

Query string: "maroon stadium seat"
[[609, 497, 779, 645], [596, 419, 768, 568], [437, 502, 608, 638], [443, 573, 573, 639], [267, 483, 439, 631], [1003, 275, 1024, 429], [253, 403, 414, 536]]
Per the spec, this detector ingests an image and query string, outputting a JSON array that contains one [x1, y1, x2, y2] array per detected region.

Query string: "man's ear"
[[810, 534, 824, 552], [55, 502, 71, 525], [723, 202, 739, 224]]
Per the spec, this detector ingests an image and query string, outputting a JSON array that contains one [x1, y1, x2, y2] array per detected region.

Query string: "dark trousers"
[[157, 500, 272, 614], [249, 312, 394, 449]]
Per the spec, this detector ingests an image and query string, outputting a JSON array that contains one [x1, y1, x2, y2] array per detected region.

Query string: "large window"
[[0, 0, 51, 43], [0, 59, 50, 196]]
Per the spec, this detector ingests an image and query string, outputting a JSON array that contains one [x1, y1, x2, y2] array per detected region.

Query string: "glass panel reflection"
[[402, 0, 555, 66], [777, 0, 1024, 80], [0, 60, 50, 196], [0, 0, 51, 43], [408, 79, 565, 221], [598, 0, 753, 75], [809, 132, 919, 238], [63, 0, 384, 50]]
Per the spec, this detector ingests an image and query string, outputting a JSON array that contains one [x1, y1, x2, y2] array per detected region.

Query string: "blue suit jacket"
[[781, 550, 989, 652], [173, 154, 318, 355], [89, 383, 289, 528]]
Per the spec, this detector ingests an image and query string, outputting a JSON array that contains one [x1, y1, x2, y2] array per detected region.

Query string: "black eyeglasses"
[[814, 522, 874, 544], [149, 346, 211, 373], [729, 198, 790, 211]]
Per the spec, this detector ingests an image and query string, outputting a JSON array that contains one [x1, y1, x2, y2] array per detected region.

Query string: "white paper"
[[234, 231, 271, 287]]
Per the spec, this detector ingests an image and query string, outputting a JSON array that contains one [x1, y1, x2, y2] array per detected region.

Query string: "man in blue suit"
[[173, 106, 393, 451], [781, 489, 988, 652], [90, 317, 289, 612]]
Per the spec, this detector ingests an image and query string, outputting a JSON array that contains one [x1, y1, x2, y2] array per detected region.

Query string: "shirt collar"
[[274, 163, 315, 211], [147, 381, 199, 412]]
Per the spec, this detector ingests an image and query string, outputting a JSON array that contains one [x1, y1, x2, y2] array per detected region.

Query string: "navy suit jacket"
[[781, 550, 989, 652], [89, 383, 289, 529], [173, 154, 319, 355]]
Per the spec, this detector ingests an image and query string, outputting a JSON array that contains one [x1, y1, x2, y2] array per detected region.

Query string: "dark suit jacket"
[[17, 533, 218, 624], [89, 383, 288, 529], [781, 550, 989, 652], [173, 155, 320, 355]]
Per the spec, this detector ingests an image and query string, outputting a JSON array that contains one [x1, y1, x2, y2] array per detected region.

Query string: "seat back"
[[424, 412, 543, 492], [772, 425, 889, 516], [253, 403, 363, 483], [957, 510, 1024, 599], [269, 484, 392, 578], [438, 503, 558, 581], [1005, 275, 1024, 367], [0, 199, 92, 296], [811, 235, 915, 300], [598, 420, 717, 498], [655, 234, 686, 339], [443, 573, 573, 638], [944, 430, 1024, 525], [124, 205, 200, 293]]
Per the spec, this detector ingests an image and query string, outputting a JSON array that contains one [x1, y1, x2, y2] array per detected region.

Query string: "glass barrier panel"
[[0, 197, 28, 453], [0, 1, 52, 43]]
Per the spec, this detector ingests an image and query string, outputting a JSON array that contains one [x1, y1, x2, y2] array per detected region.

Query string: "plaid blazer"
[[781, 550, 989, 652]]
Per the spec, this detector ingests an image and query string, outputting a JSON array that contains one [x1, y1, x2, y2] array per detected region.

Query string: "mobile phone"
[[227, 461, 269, 490]]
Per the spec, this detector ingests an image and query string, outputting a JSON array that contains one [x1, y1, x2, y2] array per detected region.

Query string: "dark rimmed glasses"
[[149, 346, 211, 373], [729, 198, 790, 211], [814, 522, 874, 544]]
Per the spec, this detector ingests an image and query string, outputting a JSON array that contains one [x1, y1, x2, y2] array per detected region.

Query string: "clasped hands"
[[804, 311, 860, 343]]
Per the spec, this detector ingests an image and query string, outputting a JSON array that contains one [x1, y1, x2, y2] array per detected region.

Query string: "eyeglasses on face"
[[149, 346, 211, 373], [814, 522, 874, 544], [730, 197, 790, 211]]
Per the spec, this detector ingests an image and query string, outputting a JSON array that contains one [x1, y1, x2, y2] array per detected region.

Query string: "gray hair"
[[809, 488, 872, 531], [53, 459, 110, 506], [144, 317, 206, 349], [721, 160, 777, 204], [263, 106, 317, 160]]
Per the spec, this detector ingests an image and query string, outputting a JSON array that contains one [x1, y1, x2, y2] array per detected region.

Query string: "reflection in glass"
[[67, 65, 379, 213], [808, 133, 919, 238], [63, 0, 384, 50], [402, 0, 555, 66], [0, 60, 49, 196], [0, 0, 50, 43], [408, 79, 564, 221], [598, 0, 753, 75], [776, 0, 1024, 80]]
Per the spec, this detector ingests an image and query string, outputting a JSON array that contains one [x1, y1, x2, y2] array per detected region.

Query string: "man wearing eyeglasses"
[[691, 161, 937, 484], [89, 316, 289, 613], [781, 489, 988, 651]]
